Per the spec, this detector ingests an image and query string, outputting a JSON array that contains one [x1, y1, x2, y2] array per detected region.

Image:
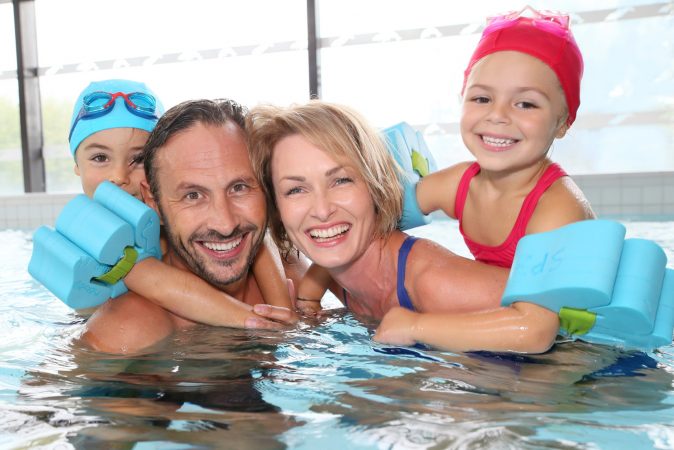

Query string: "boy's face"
[[74, 127, 150, 200]]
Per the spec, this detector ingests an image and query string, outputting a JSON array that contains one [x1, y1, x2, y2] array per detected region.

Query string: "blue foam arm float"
[[382, 122, 437, 230], [28, 181, 161, 309], [502, 220, 674, 351]]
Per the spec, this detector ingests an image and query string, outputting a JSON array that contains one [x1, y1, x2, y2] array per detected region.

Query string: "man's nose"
[[205, 194, 238, 236]]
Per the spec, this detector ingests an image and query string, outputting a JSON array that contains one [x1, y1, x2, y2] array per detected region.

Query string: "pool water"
[[2, 221, 674, 449]]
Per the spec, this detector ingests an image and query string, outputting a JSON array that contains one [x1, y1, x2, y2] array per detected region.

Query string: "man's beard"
[[160, 214, 264, 291]]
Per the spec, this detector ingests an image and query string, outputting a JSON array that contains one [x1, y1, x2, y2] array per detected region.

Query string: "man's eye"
[[185, 192, 201, 200], [232, 183, 250, 194]]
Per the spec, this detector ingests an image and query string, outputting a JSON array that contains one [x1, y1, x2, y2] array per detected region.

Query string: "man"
[[82, 99, 307, 354]]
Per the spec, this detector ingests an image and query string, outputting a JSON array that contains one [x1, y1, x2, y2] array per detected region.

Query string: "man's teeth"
[[203, 236, 243, 252], [309, 224, 349, 240], [482, 135, 516, 147]]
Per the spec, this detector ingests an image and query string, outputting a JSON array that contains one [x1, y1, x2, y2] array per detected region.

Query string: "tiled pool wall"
[[0, 172, 673, 229]]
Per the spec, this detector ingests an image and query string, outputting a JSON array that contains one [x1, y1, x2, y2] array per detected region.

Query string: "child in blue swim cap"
[[70, 79, 163, 200], [65, 79, 294, 331]]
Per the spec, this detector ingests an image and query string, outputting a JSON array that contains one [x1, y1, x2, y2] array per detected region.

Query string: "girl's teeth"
[[483, 136, 516, 147]]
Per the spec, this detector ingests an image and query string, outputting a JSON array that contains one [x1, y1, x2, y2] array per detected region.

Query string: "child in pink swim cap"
[[374, 7, 596, 353], [421, 6, 594, 269]]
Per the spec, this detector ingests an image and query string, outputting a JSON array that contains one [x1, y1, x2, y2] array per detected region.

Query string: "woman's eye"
[[285, 186, 303, 196], [335, 177, 353, 185], [472, 96, 490, 104]]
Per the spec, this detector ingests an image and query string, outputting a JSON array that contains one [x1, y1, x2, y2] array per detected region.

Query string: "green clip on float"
[[382, 122, 437, 230], [28, 181, 161, 309], [502, 220, 674, 351]]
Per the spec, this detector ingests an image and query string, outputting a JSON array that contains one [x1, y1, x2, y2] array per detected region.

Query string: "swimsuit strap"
[[454, 162, 481, 220], [397, 236, 419, 311], [342, 288, 348, 307], [510, 163, 568, 238]]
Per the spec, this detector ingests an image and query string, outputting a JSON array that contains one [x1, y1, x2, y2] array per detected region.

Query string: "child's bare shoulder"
[[528, 176, 595, 233]]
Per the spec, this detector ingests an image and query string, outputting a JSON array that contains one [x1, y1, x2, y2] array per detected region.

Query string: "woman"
[[246, 101, 559, 353]]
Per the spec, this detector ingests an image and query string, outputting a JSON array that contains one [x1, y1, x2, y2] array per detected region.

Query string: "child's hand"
[[373, 306, 420, 346], [245, 303, 299, 329]]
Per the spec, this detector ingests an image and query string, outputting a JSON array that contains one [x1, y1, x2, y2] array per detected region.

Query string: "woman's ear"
[[74, 163, 80, 176]]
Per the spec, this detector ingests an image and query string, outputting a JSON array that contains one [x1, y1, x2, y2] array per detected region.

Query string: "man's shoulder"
[[81, 292, 176, 354]]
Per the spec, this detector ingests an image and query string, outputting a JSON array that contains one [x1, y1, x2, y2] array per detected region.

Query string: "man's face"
[[143, 121, 266, 292]]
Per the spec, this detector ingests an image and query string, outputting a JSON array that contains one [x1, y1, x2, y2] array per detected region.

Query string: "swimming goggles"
[[485, 6, 570, 36], [68, 91, 159, 141]]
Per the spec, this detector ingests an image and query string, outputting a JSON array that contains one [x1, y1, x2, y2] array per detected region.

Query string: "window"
[[35, 0, 309, 192], [318, 0, 674, 174], [0, 3, 23, 195]]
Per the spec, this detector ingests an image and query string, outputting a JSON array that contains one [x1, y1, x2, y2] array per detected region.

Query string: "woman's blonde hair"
[[247, 100, 403, 257]]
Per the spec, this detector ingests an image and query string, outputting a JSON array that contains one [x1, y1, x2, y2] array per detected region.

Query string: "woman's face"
[[271, 133, 377, 271]]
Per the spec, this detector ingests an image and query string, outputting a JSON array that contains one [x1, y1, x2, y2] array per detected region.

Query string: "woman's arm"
[[295, 263, 332, 314], [373, 302, 559, 353], [252, 234, 294, 309], [123, 258, 292, 329]]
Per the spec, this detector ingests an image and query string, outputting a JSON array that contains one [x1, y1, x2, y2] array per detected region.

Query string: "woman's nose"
[[311, 190, 336, 221]]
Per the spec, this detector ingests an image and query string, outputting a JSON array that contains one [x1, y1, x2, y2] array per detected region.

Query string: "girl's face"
[[461, 51, 568, 174], [271, 133, 377, 271], [74, 127, 150, 199]]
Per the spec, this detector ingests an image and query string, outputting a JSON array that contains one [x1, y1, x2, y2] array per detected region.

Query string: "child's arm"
[[415, 162, 472, 219], [252, 233, 294, 309], [295, 263, 333, 315], [373, 302, 559, 353], [123, 258, 294, 329]]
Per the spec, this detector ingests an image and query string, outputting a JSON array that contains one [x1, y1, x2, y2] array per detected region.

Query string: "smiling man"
[[82, 99, 307, 354]]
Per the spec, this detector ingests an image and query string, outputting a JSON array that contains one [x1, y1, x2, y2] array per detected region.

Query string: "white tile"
[[601, 187, 621, 205], [664, 184, 674, 203], [620, 186, 642, 205], [642, 186, 663, 206], [642, 204, 663, 215]]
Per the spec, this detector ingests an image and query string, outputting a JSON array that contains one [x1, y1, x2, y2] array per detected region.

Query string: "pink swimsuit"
[[454, 162, 568, 268]]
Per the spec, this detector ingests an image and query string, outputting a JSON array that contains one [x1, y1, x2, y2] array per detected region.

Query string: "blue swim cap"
[[69, 79, 165, 157]]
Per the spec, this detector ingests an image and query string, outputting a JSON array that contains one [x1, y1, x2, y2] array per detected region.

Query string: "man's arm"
[[124, 258, 288, 328], [80, 292, 177, 354]]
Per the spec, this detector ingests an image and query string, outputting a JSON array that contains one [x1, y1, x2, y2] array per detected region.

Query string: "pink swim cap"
[[462, 12, 584, 127]]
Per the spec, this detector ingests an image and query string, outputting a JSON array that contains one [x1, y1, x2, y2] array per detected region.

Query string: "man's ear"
[[140, 180, 162, 223]]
